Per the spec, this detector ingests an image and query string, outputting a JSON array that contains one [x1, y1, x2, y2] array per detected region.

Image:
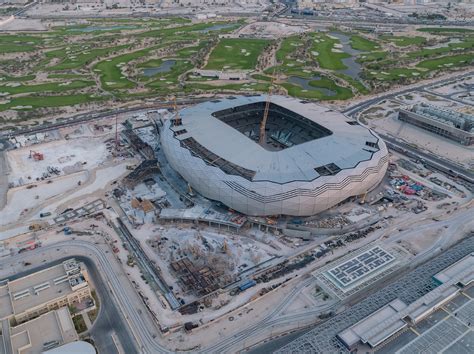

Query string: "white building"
[[161, 95, 388, 216]]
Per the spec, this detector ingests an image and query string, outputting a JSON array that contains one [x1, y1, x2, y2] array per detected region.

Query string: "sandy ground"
[[370, 115, 474, 168], [237, 21, 308, 38], [6, 137, 109, 185], [0, 171, 88, 228], [0, 18, 46, 31]]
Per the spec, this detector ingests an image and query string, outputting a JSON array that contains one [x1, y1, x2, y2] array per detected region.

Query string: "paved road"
[[0, 98, 209, 140], [0, 254, 135, 354], [1, 319, 12, 354], [0, 241, 172, 353], [0, 151, 8, 211], [343, 70, 474, 117], [343, 70, 474, 185], [380, 134, 474, 184]]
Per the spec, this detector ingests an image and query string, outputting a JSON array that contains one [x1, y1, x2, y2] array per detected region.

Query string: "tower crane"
[[259, 71, 276, 145]]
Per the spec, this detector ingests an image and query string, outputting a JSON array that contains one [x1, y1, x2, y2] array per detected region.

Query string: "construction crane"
[[359, 191, 368, 205], [173, 96, 181, 126], [259, 71, 276, 145], [29, 150, 44, 161]]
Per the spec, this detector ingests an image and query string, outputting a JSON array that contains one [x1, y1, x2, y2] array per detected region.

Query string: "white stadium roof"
[[174, 95, 380, 184]]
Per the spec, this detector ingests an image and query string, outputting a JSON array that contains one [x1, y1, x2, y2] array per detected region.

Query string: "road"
[[0, 98, 210, 140], [0, 150, 8, 211], [1, 319, 12, 354], [343, 70, 474, 185], [343, 70, 474, 117], [0, 254, 135, 354], [380, 134, 474, 184], [0, 240, 173, 354]]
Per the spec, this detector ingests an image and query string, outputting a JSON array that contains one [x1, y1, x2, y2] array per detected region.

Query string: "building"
[[193, 69, 248, 81], [398, 104, 474, 146], [0, 259, 91, 324], [44, 340, 96, 354], [161, 95, 388, 216], [9, 307, 79, 354], [337, 252, 474, 351]]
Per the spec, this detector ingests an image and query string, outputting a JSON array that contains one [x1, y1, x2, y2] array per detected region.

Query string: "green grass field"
[[0, 80, 94, 95], [0, 35, 43, 53], [47, 44, 129, 71], [407, 38, 474, 59], [94, 45, 164, 90], [350, 35, 379, 51], [0, 94, 100, 112], [382, 35, 427, 47], [204, 38, 270, 70], [2, 19, 474, 117], [311, 34, 350, 70], [417, 53, 474, 70]]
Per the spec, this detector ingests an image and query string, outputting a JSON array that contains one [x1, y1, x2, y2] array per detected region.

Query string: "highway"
[[379, 134, 474, 184], [343, 70, 474, 185], [0, 98, 210, 140], [343, 70, 474, 117]]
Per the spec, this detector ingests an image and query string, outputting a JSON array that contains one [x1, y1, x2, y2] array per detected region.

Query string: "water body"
[[328, 32, 363, 79], [195, 23, 236, 33], [288, 76, 336, 97], [142, 60, 176, 77], [68, 25, 138, 32]]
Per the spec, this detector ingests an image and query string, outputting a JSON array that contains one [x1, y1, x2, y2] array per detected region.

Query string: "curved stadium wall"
[[161, 97, 389, 216]]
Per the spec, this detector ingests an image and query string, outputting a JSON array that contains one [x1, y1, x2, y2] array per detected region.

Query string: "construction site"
[[0, 88, 472, 352]]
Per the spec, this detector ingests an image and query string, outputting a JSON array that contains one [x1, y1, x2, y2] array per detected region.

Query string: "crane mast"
[[173, 96, 181, 126], [259, 73, 275, 145]]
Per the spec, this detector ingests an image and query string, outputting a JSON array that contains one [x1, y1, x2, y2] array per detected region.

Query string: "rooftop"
[[337, 252, 474, 349], [338, 299, 408, 348], [171, 95, 381, 183], [8, 264, 74, 315], [434, 252, 474, 285], [3, 259, 87, 317], [43, 340, 96, 354], [10, 308, 78, 354]]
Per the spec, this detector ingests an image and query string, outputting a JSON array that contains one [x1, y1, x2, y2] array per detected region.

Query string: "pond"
[[142, 60, 176, 77], [195, 24, 236, 33], [329, 32, 363, 79], [288, 76, 336, 96]]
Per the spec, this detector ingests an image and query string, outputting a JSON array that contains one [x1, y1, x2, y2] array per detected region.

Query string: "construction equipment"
[[29, 150, 44, 161], [29, 223, 47, 231], [359, 191, 368, 204], [187, 183, 196, 197], [173, 96, 181, 126], [259, 70, 276, 144]]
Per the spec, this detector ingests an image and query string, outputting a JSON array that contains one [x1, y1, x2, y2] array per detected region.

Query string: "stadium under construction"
[[160, 95, 389, 216]]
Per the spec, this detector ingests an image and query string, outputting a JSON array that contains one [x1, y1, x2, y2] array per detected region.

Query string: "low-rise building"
[[337, 252, 473, 350], [9, 307, 79, 354], [0, 259, 91, 324], [398, 104, 474, 146]]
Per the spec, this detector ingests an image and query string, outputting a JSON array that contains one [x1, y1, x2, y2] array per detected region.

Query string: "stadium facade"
[[161, 95, 388, 216]]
